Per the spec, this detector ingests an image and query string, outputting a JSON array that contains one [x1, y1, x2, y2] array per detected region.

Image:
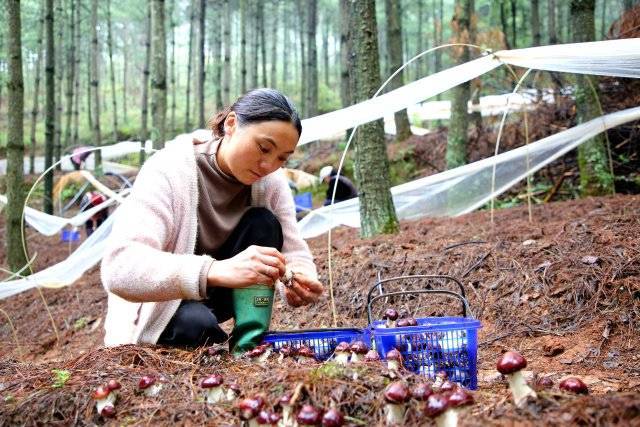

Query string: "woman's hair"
[[209, 88, 302, 138]]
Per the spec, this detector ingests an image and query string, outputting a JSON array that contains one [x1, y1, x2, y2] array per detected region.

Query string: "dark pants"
[[157, 207, 283, 348]]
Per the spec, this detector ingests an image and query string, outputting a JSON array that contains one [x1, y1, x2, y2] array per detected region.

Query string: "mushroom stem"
[[335, 352, 350, 365], [506, 372, 537, 407], [280, 406, 294, 427], [384, 403, 405, 425], [95, 393, 116, 414], [207, 386, 226, 404], [435, 408, 459, 427]]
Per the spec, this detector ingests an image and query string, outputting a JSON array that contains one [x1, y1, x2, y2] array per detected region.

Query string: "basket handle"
[[367, 272, 469, 323]]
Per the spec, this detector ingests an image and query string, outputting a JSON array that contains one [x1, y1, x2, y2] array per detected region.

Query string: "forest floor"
[[0, 193, 638, 425]]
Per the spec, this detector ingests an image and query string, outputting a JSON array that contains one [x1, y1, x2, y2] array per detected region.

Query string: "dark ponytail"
[[208, 88, 302, 138]]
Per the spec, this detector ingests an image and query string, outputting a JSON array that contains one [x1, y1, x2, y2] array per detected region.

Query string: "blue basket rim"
[[369, 316, 481, 334], [263, 328, 364, 340]]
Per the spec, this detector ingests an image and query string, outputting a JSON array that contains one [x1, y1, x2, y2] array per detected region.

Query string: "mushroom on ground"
[[321, 408, 344, 427], [349, 341, 369, 363], [441, 387, 475, 427], [396, 319, 410, 327], [227, 382, 241, 401], [496, 351, 537, 407], [278, 345, 297, 363], [406, 317, 418, 326], [257, 410, 281, 426], [201, 374, 225, 404], [138, 375, 163, 397], [383, 381, 410, 425], [93, 384, 116, 416], [383, 308, 399, 328], [364, 349, 381, 363], [385, 349, 403, 372], [433, 370, 448, 390], [424, 393, 450, 427], [559, 377, 589, 395], [297, 345, 317, 364], [333, 342, 351, 365], [439, 380, 457, 393], [411, 382, 433, 402], [247, 343, 273, 363], [279, 392, 295, 427], [535, 376, 554, 390], [100, 403, 116, 418], [238, 396, 265, 427], [296, 404, 323, 426]]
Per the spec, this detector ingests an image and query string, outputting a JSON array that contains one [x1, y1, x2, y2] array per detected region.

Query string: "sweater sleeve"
[[265, 170, 318, 280], [100, 149, 212, 303]]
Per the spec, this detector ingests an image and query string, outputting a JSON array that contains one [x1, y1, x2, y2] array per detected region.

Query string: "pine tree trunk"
[[446, 0, 473, 169], [306, 0, 318, 118], [106, 0, 118, 142], [339, 0, 351, 108], [270, 1, 278, 89], [30, 0, 45, 175], [185, 0, 194, 131], [500, 0, 511, 49], [122, 26, 129, 125], [281, 2, 290, 89], [571, 0, 614, 196], [259, 2, 267, 87], [197, 0, 205, 127], [417, 0, 424, 77], [63, 0, 76, 151], [86, 30, 92, 132], [44, 0, 55, 214], [169, 0, 175, 132], [240, 0, 247, 93], [600, 0, 606, 39], [349, 0, 399, 237], [6, 0, 28, 270], [548, 0, 557, 44], [297, 0, 307, 116], [151, 0, 167, 150], [531, 0, 541, 45], [384, 0, 412, 142], [223, 0, 231, 105], [54, 0, 64, 171], [73, 0, 81, 145], [213, 0, 223, 109], [251, 2, 258, 89], [322, 13, 329, 88], [141, 0, 151, 157], [91, 0, 103, 174], [510, 0, 517, 48]]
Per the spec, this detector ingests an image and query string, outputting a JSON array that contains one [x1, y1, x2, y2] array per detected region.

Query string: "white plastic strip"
[[297, 106, 640, 239]]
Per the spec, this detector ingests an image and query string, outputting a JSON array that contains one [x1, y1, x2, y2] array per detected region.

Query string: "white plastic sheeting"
[[297, 106, 640, 238]]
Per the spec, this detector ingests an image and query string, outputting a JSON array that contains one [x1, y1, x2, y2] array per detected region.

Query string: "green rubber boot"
[[229, 285, 274, 356]]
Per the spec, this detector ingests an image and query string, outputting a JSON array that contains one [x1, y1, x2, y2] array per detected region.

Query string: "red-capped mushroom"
[[349, 341, 369, 363], [238, 396, 265, 427], [106, 379, 121, 392], [278, 345, 297, 363], [383, 308, 399, 328], [226, 382, 241, 401], [433, 370, 448, 390], [297, 345, 317, 365], [333, 342, 351, 365], [424, 393, 450, 426], [247, 343, 273, 363], [441, 388, 475, 427], [384, 381, 410, 425], [257, 410, 281, 426], [279, 392, 294, 426], [138, 375, 163, 397], [411, 382, 433, 401], [496, 351, 537, 407], [364, 349, 381, 363], [559, 377, 588, 395], [535, 376, 554, 390], [93, 384, 116, 415], [397, 319, 410, 327], [385, 349, 403, 371], [296, 404, 323, 426], [201, 374, 225, 404], [321, 408, 344, 427], [100, 403, 116, 418], [406, 317, 418, 326]]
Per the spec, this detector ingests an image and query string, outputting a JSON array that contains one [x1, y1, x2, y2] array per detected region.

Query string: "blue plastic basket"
[[262, 328, 366, 361], [293, 192, 313, 213], [60, 228, 80, 242], [366, 275, 482, 389]]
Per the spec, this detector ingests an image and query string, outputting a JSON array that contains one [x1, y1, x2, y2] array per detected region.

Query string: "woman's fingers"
[[259, 254, 286, 277], [254, 246, 286, 265], [285, 288, 304, 307]]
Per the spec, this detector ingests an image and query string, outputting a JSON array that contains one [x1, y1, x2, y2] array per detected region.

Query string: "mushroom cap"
[[447, 388, 474, 408], [424, 394, 449, 418], [536, 376, 554, 390], [411, 383, 434, 401], [279, 345, 297, 357], [238, 396, 265, 420], [298, 345, 316, 359], [201, 374, 224, 388], [279, 392, 293, 406], [440, 381, 457, 393], [106, 379, 121, 391], [385, 349, 403, 361], [383, 308, 399, 321], [100, 404, 116, 418], [296, 404, 323, 425], [496, 351, 527, 375], [435, 370, 448, 380], [559, 377, 589, 395], [335, 342, 350, 353], [406, 317, 418, 326], [396, 319, 410, 327], [321, 408, 345, 427], [384, 381, 410, 404], [350, 341, 369, 354], [247, 346, 266, 358], [93, 385, 110, 400], [257, 410, 280, 425], [138, 375, 156, 390], [364, 349, 381, 362], [228, 382, 241, 394]]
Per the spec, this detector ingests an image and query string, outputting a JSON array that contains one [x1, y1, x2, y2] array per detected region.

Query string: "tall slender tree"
[[197, 0, 205, 127], [185, 0, 195, 130], [213, 0, 223, 109], [348, 0, 399, 237], [106, 0, 118, 142], [548, 0, 557, 44], [141, 0, 151, 160], [63, 0, 76, 150], [91, 0, 103, 174], [54, 0, 64, 170], [384, 0, 412, 142], [297, 0, 307, 116], [30, 0, 45, 175], [223, 0, 231, 104], [73, 0, 81, 145], [44, 0, 55, 214], [338, 0, 352, 108], [6, 0, 29, 270], [531, 0, 541, 46], [322, 12, 329, 87], [306, 0, 318, 117], [169, 0, 176, 131], [240, 0, 247, 93], [270, 1, 278, 89], [151, 0, 168, 149], [122, 25, 129, 125], [571, 0, 614, 196]]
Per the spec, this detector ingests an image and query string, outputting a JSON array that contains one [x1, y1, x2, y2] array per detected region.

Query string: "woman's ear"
[[224, 112, 237, 135]]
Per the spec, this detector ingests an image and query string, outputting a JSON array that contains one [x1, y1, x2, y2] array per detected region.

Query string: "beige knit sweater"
[[100, 141, 317, 346]]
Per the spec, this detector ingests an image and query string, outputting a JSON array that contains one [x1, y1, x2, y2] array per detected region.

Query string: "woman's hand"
[[282, 273, 323, 307], [207, 245, 286, 288]]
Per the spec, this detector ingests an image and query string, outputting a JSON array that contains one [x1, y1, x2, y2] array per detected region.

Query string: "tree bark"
[[223, 0, 231, 105], [251, 1, 258, 89], [6, 0, 29, 270], [240, 0, 247, 93], [338, 0, 351, 108], [306, 0, 318, 117], [322, 12, 329, 88], [151, 0, 167, 149], [30, 0, 45, 175], [185, 0, 194, 131], [91, 0, 102, 174], [548, 0, 557, 44], [63, 0, 76, 152], [270, 0, 278, 89], [500, 0, 511, 49], [531, 0, 541, 46], [571, 0, 614, 196], [54, 0, 64, 171], [44, 0, 55, 213], [213, 0, 223, 109], [510, 0, 517, 48], [281, 1, 289, 88], [73, 0, 81, 145], [122, 25, 129, 125], [348, 0, 399, 237], [197, 0, 205, 127], [141, 0, 151, 161], [258, 2, 267, 87], [169, 0, 176, 132], [297, 0, 307, 116], [384, 0, 412, 142], [104, 0, 117, 143], [447, 0, 474, 169]]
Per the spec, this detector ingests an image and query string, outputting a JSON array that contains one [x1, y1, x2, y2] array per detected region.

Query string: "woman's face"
[[218, 112, 299, 185]]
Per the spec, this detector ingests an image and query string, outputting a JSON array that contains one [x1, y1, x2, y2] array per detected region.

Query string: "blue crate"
[[262, 328, 367, 361], [293, 192, 313, 213], [60, 229, 80, 242], [370, 317, 481, 389]]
